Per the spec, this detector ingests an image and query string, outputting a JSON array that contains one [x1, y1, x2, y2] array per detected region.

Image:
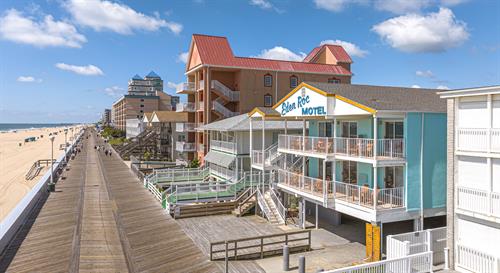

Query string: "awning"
[[204, 151, 235, 168]]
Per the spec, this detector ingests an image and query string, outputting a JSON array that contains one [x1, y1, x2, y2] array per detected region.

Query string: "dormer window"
[[264, 74, 273, 87], [290, 75, 298, 88]]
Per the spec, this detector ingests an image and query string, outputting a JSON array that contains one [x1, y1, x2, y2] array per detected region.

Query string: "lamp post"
[[64, 129, 68, 163], [48, 136, 55, 192]]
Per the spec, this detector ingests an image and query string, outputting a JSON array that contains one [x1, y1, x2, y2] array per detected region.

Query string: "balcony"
[[197, 143, 205, 152], [176, 82, 196, 94], [456, 244, 500, 273], [176, 102, 195, 112], [209, 164, 235, 180], [277, 134, 405, 162], [197, 101, 204, 111], [457, 186, 500, 218], [176, 122, 197, 133], [176, 141, 196, 152], [197, 80, 204, 91], [277, 168, 405, 211], [211, 80, 240, 102], [251, 144, 280, 169], [210, 140, 237, 154], [457, 128, 500, 153]]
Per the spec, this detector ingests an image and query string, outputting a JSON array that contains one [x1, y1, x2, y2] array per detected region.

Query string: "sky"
[[0, 0, 499, 123]]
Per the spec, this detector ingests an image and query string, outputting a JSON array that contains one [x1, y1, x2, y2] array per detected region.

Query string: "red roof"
[[303, 44, 352, 64], [190, 34, 351, 76]]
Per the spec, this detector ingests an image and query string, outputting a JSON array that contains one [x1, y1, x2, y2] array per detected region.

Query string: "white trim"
[[438, 86, 500, 98]]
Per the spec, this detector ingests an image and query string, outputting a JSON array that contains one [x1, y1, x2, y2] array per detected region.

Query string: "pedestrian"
[[94, 145, 97, 150], [109, 150, 112, 157], [105, 150, 108, 156]]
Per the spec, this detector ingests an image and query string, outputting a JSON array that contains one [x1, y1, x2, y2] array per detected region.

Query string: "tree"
[[188, 158, 200, 168]]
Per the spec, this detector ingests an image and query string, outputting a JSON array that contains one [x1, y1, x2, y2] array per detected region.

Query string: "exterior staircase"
[[210, 80, 240, 118], [115, 129, 158, 159], [233, 190, 257, 217], [257, 188, 286, 225]]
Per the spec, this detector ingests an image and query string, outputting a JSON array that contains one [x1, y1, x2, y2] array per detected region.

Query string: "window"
[[385, 121, 404, 139], [140, 104, 144, 107], [140, 110, 143, 113], [264, 74, 273, 87], [264, 94, 273, 107], [290, 75, 298, 88], [340, 121, 358, 138], [140, 99, 144, 102], [328, 78, 340, 84]]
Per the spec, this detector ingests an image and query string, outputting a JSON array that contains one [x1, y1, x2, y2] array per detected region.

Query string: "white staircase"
[[257, 188, 286, 225], [211, 80, 239, 101], [212, 97, 239, 118]]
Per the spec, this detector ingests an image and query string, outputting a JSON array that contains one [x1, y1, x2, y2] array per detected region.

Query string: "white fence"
[[457, 186, 500, 217], [210, 139, 237, 154], [325, 251, 433, 273], [387, 227, 446, 265], [176, 102, 195, 112], [456, 244, 500, 273], [457, 128, 500, 153]]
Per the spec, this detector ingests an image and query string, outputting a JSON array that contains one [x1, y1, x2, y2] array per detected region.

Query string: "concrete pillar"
[[315, 203, 319, 229]]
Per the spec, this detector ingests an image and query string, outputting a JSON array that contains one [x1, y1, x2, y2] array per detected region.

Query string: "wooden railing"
[[209, 230, 311, 261]]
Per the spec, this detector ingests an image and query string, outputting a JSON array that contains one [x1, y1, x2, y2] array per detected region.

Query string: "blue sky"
[[0, 0, 499, 123]]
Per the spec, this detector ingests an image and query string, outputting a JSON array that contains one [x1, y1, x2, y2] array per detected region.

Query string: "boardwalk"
[[0, 131, 219, 273]]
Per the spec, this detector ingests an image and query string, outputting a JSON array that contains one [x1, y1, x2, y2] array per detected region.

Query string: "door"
[[384, 166, 404, 188], [341, 121, 358, 138], [342, 161, 357, 184], [384, 121, 404, 139]]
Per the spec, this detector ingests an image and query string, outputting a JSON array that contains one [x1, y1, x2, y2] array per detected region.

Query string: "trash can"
[[47, 183, 55, 192]]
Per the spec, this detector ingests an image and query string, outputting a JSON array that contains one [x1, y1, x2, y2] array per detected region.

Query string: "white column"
[[373, 116, 378, 210], [284, 118, 288, 170], [250, 117, 253, 192], [332, 118, 337, 201], [323, 159, 327, 205], [487, 94, 492, 153], [302, 119, 306, 189], [262, 117, 266, 193], [315, 203, 319, 229]]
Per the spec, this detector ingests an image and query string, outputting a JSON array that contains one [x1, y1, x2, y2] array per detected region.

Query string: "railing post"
[[260, 238, 264, 259], [225, 241, 229, 273], [444, 247, 450, 270]]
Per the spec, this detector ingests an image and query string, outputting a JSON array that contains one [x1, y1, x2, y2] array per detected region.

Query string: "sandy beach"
[[0, 126, 81, 221]]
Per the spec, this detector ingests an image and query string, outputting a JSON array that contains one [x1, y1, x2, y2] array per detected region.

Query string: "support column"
[[299, 198, 306, 229], [250, 117, 253, 192], [262, 117, 266, 193], [373, 116, 378, 210], [315, 203, 319, 229], [302, 119, 306, 189], [284, 119, 288, 170]]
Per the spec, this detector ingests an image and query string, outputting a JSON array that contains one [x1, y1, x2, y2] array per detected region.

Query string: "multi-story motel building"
[[248, 82, 447, 255], [149, 111, 188, 162], [175, 34, 353, 163], [197, 113, 302, 181], [439, 86, 500, 273], [101, 108, 111, 126], [112, 72, 174, 135]]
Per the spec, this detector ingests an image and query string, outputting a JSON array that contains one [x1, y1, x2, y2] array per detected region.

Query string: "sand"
[[0, 126, 82, 221]]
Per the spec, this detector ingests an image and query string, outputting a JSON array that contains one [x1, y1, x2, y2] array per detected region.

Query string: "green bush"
[[101, 126, 125, 138], [188, 158, 200, 168]]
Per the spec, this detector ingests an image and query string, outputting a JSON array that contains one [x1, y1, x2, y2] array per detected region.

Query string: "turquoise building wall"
[[405, 113, 447, 211]]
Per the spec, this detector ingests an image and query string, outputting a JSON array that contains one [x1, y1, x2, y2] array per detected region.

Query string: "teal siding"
[[357, 118, 373, 138], [357, 162, 372, 186], [309, 120, 319, 177], [405, 113, 447, 211]]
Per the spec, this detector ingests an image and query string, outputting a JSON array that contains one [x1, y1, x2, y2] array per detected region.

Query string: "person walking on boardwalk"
[[105, 150, 108, 156]]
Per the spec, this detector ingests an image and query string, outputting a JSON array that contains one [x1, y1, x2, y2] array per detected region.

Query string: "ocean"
[[0, 123, 77, 132]]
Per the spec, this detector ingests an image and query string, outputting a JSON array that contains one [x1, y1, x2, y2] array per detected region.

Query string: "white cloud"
[[0, 9, 86, 48], [436, 85, 450, 90], [250, 0, 273, 9], [64, 0, 183, 35], [17, 76, 42, 83], [411, 85, 421, 88], [320, 39, 368, 57], [313, 0, 367, 12], [56, 63, 104, 76], [177, 51, 189, 63], [104, 86, 124, 97], [374, 0, 432, 14], [372, 8, 469, 53], [167, 81, 183, 90], [254, 46, 306, 61], [416, 70, 434, 78]]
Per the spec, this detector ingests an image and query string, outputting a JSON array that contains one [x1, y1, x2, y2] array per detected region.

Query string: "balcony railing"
[[197, 80, 204, 91], [176, 102, 195, 112], [457, 128, 500, 153], [212, 98, 239, 118], [209, 163, 236, 180], [457, 244, 499, 273], [252, 144, 280, 168], [211, 80, 240, 101], [277, 169, 405, 210], [457, 186, 500, 217], [176, 122, 197, 132], [197, 143, 205, 152], [176, 82, 196, 94], [277, 134, 405, 160], [176, 141, 196, 152], [210, 140, 236, 153]]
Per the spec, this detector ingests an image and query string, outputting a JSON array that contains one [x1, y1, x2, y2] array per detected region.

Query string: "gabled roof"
[[303, 44, 353, 64], [199, 113, 303, 131], [187, 34, 352, 76], [145, 71, 160, 78], [142, 112, 154, 123], [151, 111, 188, 123], [132, 74, 142, 80], [303, 82, 446, 113]]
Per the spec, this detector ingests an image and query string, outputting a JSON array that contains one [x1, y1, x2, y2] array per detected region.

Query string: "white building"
[[439, 86, 500, 273]]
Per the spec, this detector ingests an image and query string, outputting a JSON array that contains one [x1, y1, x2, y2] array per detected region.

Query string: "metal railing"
[[211, 80, 240, 101], [212, 97, 239, 118], [278, 169, 325, 197], [175, 82, 195, 93], [387, 227, 446, 265], [324, 251, 433, 273], [176, 102, 196, 112], [150, 167, 209, 184], [278, 134, 405, 160], [176, 141, 196, 152], [209, 163, 236, 181], [175, 122, 197, 132], [252, 143, 280, 167], [457, 128, 500, 153], [457, 244, 499, 273], [269, 189, 287, 223], [211, 139, 237, 153], [457, 186, 500, 217]]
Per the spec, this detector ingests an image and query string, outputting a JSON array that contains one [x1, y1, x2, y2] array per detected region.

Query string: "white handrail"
[[211, 80, 240, 101], [210, 139, 237, 153], [269, 189, 286, 223], [176, 82, 195, 93], [457, 244, 499, 273], [212, 98, 239, 118], [176, 102, 195, 112], [457, 186, 500, 217]]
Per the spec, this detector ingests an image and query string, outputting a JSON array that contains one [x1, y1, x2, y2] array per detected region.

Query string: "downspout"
[[420, 113, 425, 230], [275, 71, 278, 104]]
